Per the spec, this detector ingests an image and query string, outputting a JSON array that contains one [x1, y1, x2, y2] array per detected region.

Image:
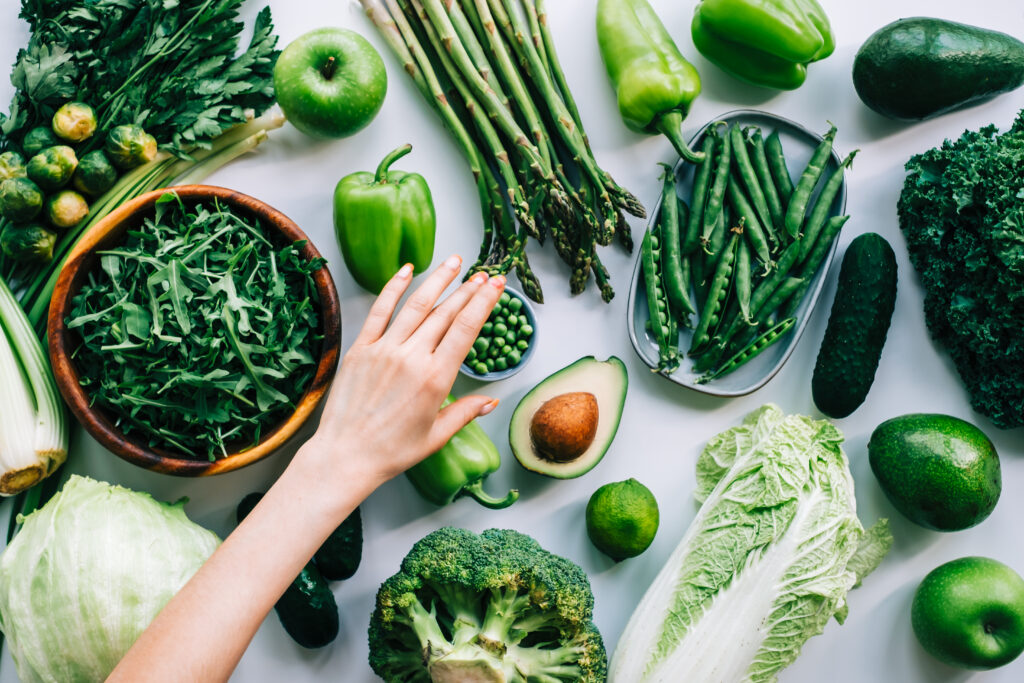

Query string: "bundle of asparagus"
[[361, 0, 645, 302]]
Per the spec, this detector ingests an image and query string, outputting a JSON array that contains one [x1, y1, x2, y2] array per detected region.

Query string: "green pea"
[[489, 345, 501, 357], [473, 337, 489, 353], [499, 293, 511, 305], [493, 322, 508, 337], [505, 331, 516, 345], [495, 357, 508, 371], [520, 324, 534, 338], [501, 344, 513, 356], [503, 314, 516, 327], [481, 322, 493, 336], [493, 336, 505, 348], [485, 358, 495, 371], [466, 348, 477, 362], [509, 297, 523, 312], [516, 339, 529, 351], [474, 362, 488, 375], [508, 350, 522, 365]]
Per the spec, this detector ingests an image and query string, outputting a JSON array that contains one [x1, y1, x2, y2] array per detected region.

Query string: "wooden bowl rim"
[[47, 185, 340, 477]]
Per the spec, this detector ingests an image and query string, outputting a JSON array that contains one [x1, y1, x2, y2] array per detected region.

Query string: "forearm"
[[108, 440, 375, 683]]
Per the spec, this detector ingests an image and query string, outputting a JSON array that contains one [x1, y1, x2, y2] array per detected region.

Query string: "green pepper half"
[[597, 0, 704, 163], [333, 144, 436, 294], [405, 395, 518, 510], [691, 0, 835, 90]]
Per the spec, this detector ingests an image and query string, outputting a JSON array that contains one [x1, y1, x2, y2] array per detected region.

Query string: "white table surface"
[[2, 0, 1024, 681]]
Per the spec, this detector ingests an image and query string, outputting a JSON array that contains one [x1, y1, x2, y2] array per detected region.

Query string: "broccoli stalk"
[[369, 527, 608, 683]]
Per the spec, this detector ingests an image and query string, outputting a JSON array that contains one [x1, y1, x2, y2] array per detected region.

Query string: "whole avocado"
[[868, 414, 1000, 531], [853, 18, 1024, 120]]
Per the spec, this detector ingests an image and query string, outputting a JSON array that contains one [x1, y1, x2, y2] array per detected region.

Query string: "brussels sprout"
[[0, 224, 57, 263], [0, 177, 44, 223], [46, 190, 89, 229], [27, 146, 78, 191], [72, 150, 118, 197], [0, 151, 26, 182], [52, 102, 97, 143], [104, 125, 158, 169], [22, 127, 59, 157]]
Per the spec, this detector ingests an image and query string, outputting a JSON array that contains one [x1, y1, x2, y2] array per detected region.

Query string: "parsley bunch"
[[67, 193, 325, 459]]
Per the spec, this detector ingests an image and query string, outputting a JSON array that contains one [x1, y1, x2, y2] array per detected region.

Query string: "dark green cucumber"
[[237, 493, 339, 649], [313, 506, 363, 581], [853, 17, 1024, 120], [811, 233, 897, 418]]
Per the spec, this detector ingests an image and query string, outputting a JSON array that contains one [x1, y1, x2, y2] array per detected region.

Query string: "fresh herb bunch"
[[898, 111, 1024, 429], [1, 0, 279, 157], [67, 192, 325, 459]]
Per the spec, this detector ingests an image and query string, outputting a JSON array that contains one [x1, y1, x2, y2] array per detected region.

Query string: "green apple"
[[274, 27, 387, 139], [912, 556, 1024, 669]]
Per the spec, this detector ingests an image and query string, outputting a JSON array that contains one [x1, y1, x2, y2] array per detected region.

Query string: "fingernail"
[[489, 275, 506, 288], [470, 271, 488, 284], [479, 399, 499, 416], [397, 263, 413, 279], [444, 254, 462, 271]]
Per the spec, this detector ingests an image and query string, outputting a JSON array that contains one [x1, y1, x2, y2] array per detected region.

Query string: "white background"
[[2, 0, 1024, 681]]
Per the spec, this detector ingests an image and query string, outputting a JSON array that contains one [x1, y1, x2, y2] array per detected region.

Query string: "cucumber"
[[811, 233, 897, 418], [313, 506, 363, 581], [236, 493, 339, 649], [853, 18, 1024, 120]]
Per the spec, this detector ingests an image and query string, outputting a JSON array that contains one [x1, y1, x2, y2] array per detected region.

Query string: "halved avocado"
[[509, 356, 627, 479]]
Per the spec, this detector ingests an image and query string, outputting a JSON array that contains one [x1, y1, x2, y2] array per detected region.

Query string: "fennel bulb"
[[609, 405, 892, 683], [0, 476, 220, 682]]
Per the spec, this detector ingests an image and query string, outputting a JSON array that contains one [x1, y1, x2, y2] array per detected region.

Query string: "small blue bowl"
[[460, 285, 537, 382]]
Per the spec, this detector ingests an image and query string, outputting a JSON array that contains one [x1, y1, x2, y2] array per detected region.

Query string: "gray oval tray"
[[626, 109, 847, 397]]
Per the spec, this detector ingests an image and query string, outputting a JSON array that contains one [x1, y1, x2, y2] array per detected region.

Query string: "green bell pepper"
[[405, 395, 518, 510], [691, 0, 835, 90], [333, 144, 435, 293], [596, 0, 704, 163]]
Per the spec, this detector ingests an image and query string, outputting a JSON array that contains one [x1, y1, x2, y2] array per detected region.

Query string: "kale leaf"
[[898, 111, 1024, 428]]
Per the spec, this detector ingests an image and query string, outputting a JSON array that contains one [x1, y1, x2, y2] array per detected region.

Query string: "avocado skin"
[[853, 17, 1024, 120], [868, 414, 1001, 531], [812, 233, 897, 419]]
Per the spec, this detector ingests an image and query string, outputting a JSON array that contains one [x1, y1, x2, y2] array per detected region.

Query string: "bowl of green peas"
[[461, 286, 536, 380]]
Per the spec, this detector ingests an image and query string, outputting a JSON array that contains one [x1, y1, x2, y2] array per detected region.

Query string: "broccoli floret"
[[368, 527, 607, 683]]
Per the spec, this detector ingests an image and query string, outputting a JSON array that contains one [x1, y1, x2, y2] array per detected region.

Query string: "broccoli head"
[[368, 527, 607, 683]]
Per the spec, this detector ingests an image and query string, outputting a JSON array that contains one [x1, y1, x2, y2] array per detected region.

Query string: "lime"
[[585, 478, 659, 561]]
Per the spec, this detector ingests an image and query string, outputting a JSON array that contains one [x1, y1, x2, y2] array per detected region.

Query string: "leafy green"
[[610, 405, 892, 683], [67, 192, 324, 459], [1, 0, 279, 157], [898, 111, 1024, 428]]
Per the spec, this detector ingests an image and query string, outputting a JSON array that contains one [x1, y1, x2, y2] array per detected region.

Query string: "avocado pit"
[[529, 392, 598, 463]]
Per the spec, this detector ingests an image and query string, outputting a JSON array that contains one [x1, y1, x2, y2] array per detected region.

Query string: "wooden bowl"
[[48, 185, 341, 476]]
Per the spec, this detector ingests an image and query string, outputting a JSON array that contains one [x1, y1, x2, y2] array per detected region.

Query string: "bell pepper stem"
[[375, 143, 414, 183], [461, 480, 519, 509], [655, 111, 706, 165]]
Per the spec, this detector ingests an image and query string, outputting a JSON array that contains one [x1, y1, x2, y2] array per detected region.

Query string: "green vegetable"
[[313, 507, 363, 581], [899, 112, 1024, 428], [853, 18, 1024, 121], [405, 395, 518, 509], [798, 149, 856, 261], [641, 224, 680, 372], [66, 192, 324, 459], [0, 177, 43, 223], [0, 152, 25, 182], [0, 225, 56, 264], [463, 291, 533, 375], [236, 493, 338, 649], [333, 144, 435, 293], [657, 167, 694, 319], [596, 0, 704, 163], [368, 527, 608, 682], [702, 125, 732, 245], [785, 122, 836, 239], [586, 478, 659, 561], [812, 233, 897, 419], [20, 128, 58, 158], [45, 190, 89, 229], [698, 316, 796, 383], [72, 150, 118, 197], [26, 146, 77, 191], [0, 476, 220, 681], [683, 136, 716, 253], [765, 128, 794, 205], [610, 405, 892, 681], [51, 101, 97, 143], [691, 0, 835, 90], [104, 125, 157, 170]]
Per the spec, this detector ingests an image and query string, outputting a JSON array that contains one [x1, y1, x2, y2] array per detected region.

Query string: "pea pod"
[[779, 214, 850, 320], [746, 127, 785, 237], [658, 166, 695, 320], [766, 129, 794, 209], [735, 240, 752, 321], [784, 123, 837, 238], [641, 226, 680, 372], [690, 232, 738, 354], [798, 150, 857, 262], [683, 135, 716, 254], [701, 125, 731, 245], [725, 177, 771, 264], [756, 276, 805, 325], [729, 124, 772, 240], [697, 317, 796, 383]]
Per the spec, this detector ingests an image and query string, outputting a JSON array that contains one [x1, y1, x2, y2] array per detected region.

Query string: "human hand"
[[296, 255, 505, 499]]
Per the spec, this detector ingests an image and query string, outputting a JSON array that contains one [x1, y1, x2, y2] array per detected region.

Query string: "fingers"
[[384, 255, 463, 342], [424, 395, 499, 454], [352, 264, 414, 346], [408, 271, 489, 350], [433, 274, 505, 368]]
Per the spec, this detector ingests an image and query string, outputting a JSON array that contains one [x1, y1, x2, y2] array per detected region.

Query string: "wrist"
[[283, 435, 382, 518]]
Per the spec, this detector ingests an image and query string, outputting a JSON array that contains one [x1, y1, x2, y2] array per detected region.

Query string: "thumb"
[[425, 395, 499, 453]]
